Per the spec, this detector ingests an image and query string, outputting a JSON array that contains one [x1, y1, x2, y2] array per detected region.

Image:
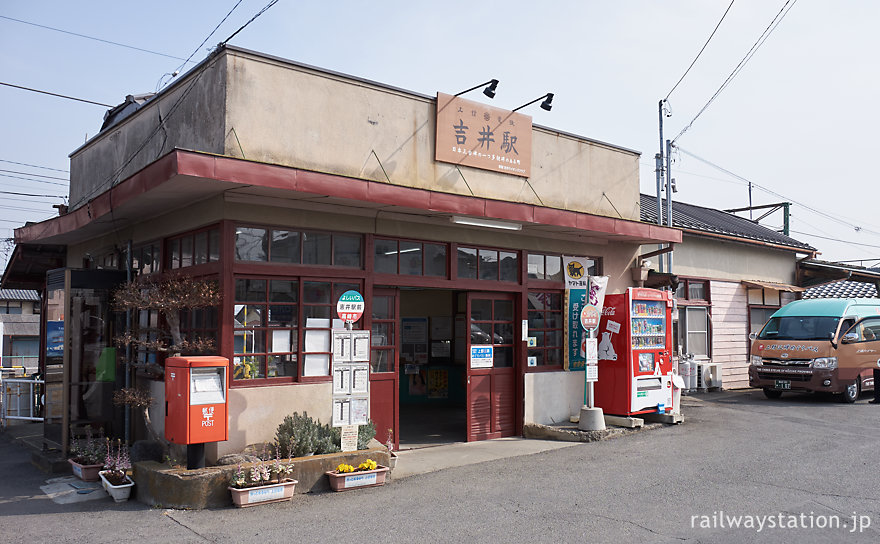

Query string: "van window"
[[758, 316, 840, 341]]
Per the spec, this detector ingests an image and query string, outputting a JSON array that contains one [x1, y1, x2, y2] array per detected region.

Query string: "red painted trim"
[[17, 150, 682, 245]]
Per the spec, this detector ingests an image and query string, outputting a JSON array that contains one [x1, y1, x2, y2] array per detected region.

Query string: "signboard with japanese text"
[[336, 290, 365, 323], [331, 328, 371, 427], [435, 92, 532, 177]]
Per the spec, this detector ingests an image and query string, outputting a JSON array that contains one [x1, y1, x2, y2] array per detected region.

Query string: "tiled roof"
[[803, 281, 878, 299], [640, 194, 815, 251], [0, 289, 40, 301]]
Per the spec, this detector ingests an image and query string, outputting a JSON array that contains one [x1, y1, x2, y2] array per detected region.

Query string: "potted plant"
[[99, 439, 135, 502], [325, 459, 390, 491], [228, 452, 297, 507], [68, 426, 105, 482]]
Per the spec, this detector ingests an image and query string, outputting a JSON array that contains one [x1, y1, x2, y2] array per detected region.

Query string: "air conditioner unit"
[[697, 362, 723, 391]]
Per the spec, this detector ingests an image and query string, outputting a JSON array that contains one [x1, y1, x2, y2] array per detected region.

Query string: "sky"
[[2, 0, 880, 273]]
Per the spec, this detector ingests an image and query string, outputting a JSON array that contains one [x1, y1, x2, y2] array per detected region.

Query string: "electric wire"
[[0, 81, 112, 108], [673, 0, 798, 143], [0, 169, 69, 181], [675, 146, 880, 238], [0, 15, 190, 62], [73, 0, 282, 208], [664, 0, 736, 101], [221, 0, 279, 45], [0, 173, 69, 187], [166, 0, 246, 84], [0, 190, 66, 198], [0, 159, 68, 173]]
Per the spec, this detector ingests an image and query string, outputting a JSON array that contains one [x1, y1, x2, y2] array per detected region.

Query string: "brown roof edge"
[[16, 150, 682, 246]]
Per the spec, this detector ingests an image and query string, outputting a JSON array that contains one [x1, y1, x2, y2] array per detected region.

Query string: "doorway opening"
[[397, 288, 466, 449]]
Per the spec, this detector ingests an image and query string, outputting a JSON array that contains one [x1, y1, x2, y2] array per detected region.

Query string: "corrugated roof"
[[804, 281, 878, 299], [640, 194, 815, 251], [0, 289, 40, 301]]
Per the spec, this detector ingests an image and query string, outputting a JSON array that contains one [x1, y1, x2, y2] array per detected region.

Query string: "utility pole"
[[657, 100, 666, 273], [665, 139, 674, 273]]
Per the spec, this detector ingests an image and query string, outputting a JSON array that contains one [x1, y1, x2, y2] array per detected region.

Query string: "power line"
[[0, 168, 69, 181], [0, 81, 112, 107], [673, 0, 798, 142], [664, 0, 736, 101], [675, 146, 880, 238], [0, 173, 69, 187], [0, 15, 191, 62], [221, 0, 279, 45], [789, 229, 880, 254], [74, 0, 281, 208], [0, 190, 66, 198], [0, 159, 68, 173]]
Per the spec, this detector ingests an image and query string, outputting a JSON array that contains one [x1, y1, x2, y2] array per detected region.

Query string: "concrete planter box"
[[134, 447, 390, 509]]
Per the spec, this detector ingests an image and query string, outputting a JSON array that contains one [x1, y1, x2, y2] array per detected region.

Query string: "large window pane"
[[303, 282, 331, 304], [268, 305, 297, 327], [268, 354, 297, 378], [546, 256, 563, 281], [400, 241, 422, 275], [271, 230, 301, 263], [458, 247, 477, 279], [209, 229, 220, 262], [500, 251, 518, 282], [270, 280, 298, 303], [235, 279, 266, 302], [471, 299, 492, 321], [494, 299, 514, 321], [527, 253, 544, 279], [424, 243, 447, 277], [181, 237, 193, 268], [333, 234, 362, 268], [194, 232, 208, 265], [372, 295, 393, 319], [374, 239, 398, 274], [302, 231, 331, 265], [688, 282, 706, 300], [479, 249, 498, 280], [235, 228, 268, 261]]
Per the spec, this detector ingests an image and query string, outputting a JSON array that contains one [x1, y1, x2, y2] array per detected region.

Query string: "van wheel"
[[763, 388, 783, 399], [840, 379, 860, 404]]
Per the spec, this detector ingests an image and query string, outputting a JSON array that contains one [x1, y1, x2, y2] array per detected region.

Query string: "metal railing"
[[1, 377, 44, 427], [0, 355, 39, 373]]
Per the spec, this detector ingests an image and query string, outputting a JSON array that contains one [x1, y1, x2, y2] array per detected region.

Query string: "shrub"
[[274, 412, 377, 458]]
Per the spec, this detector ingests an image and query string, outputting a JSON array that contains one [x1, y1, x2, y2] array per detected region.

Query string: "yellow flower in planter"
[[358, 459, 377, 471], [336, 463, 355, 474]]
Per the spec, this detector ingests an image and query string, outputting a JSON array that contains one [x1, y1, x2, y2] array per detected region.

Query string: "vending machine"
[[594, 287, 674, 416]]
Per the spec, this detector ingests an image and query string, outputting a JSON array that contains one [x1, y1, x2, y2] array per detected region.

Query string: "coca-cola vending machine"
[[594, 287, 674, 416]]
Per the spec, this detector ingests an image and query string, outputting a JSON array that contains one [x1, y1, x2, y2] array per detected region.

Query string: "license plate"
[[775, 379, 791, 390]]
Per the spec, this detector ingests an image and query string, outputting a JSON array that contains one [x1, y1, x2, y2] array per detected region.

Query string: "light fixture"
[[451, 216, 522, 231], [512, 92, 554, 112], [455, 79, 499, 99]]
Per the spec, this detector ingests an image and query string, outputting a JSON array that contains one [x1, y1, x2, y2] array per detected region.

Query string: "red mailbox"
[[165, 356, 229, 444]]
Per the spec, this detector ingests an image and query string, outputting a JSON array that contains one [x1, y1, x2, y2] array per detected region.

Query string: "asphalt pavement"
[[2, 389, 880, 543]]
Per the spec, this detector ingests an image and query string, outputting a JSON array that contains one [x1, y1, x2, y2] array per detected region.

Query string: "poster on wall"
[[46, 320, 64, 358], [427, 368, 449, 399]]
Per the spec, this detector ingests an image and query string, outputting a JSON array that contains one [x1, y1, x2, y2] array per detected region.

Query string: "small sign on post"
[[341, 425, 358, 452]]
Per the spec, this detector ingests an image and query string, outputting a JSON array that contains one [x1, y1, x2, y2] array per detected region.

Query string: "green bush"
[[274, 412, 376, 458]]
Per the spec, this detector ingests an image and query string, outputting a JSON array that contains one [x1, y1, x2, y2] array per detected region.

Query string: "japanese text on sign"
[[436, 93, 532, 177]]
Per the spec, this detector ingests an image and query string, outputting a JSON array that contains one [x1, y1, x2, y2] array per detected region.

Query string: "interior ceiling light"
[[450, 215, 522, 231]]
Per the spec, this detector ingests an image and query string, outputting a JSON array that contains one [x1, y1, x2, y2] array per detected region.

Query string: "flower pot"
[[99, 471, 135, 502], [69, 459, 103, 482], [325, 465, 390, 491], [228, 480, 298, 507]]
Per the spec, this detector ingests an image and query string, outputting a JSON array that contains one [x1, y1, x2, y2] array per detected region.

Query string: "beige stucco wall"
[[669, 235, 799, 283], [211, 382, 333, 460], [69, 57, 228, 209], [524, 371, 588, 425], [68, 48, 641, 224]]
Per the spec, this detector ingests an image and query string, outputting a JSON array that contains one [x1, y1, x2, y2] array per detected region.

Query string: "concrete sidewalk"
[[391, 437, 579, 479]]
